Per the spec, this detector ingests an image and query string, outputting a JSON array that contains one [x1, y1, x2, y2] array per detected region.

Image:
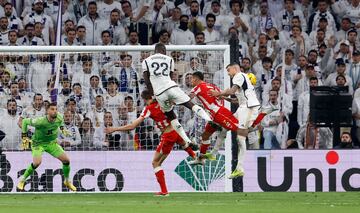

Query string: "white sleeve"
[[232, 73, 244, 88], [140, 106, 151, 119]]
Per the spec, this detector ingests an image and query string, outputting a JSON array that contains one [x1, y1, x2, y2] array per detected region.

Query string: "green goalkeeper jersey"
[[22, 113, 64, 145]]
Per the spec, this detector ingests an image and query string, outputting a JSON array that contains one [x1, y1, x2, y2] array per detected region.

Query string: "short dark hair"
[[7, 98, 17, 106], [76, 25, 86, 31], [341, 132, 351, 137], [192, 71, 204, 80], [336, 74, 346, 82], [88, 1, 97, 7], [72, 83, 82, 88], [262, 57, 273, 64], [141, 90, 153, 100], [107, 77, 119, 86], [206, 13, 216, 21], [180, 14, 189, 20], [309, 76, 318, 82], [226, 62, 240, 69], [25, 23, 34, 29], [155, 43, 166, 54], [46, 102, 57, 110], [101, 30, 111, 37]]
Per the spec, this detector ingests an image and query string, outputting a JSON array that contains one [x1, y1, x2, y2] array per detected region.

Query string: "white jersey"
[[232, 72, 260, 108], [142, 53, 177, 96]]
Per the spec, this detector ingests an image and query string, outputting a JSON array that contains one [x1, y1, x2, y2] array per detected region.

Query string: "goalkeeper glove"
[[60, 127, 72, 137], [21, 133, 31, 150]]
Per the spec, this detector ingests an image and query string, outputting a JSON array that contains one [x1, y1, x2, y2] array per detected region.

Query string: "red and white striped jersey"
[[140, 101, 171, 131], [191, 82, 224, 116]]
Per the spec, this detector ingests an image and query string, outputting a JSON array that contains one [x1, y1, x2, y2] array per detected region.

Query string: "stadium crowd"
[[0, 0, 359, 151]]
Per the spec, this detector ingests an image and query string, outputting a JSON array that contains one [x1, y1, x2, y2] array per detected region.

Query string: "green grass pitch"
[[0, 192, 359, 213]]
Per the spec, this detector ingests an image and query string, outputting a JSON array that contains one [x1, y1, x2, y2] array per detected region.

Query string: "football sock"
[[236, 135, 247, 171], [171, 119, 191, 144], [192, 105, 211, 121], [63, 162, 70, 181], [22, 163, 37, 181], [211, 130, 227, 155], [200, 140, 210, 154], [154, 167, 167, 193], [184, 146, 196, 158]]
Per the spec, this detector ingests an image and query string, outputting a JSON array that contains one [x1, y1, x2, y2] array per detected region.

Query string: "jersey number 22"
[[151, 62, 169, 76]]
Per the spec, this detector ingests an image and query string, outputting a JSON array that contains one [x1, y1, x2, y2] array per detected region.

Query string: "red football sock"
[[184, 147, 196, 158], [200, 143, 210, 154], [155, 168, 168, 193]]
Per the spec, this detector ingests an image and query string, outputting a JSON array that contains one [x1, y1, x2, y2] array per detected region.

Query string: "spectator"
[[252, 1, 277, 35], [203, 13, 221, 44], [336, 132, 356, 149], [72, 57, 98, 93], [0, 81, 29, 113], [62, 28, 77, 46], [188, 0, 205, 35], [78, 1, 105, 45], [308, 0, 337, 33], [131, 0, 153, 45], [58, 110, 81, 149], [120, 0, 134, 32], [7, 30, 18, 46], [336, 17, 352, 42], [61, 0, 77, 28], [255, 57, 275, 102], [150, 0, 165, 44], [85, 95, 106, 128], [157, 29, 171, 45], [261, 89, 283, 149], [104, 77, 124, 119], [57, 77, 72, 112], [97, 0, 122, 20], [69, 83, 89, 115], [94, 111, 121, 149], [228, 27, 249, 60], [4, 2, 24, 36], [325, 58, 354, 94], [17, 23, 44, 45], [163, 6, 181, 34], [221, 0, 250, 42], [276, 0, 306, 32], [79, 117, 95, 150], [65, 97, 83, 127], [33, 22, 47, 45], [101, 9, 127, 45], [73, 0, 88, 22], [23, 0, 55, 45], [5, 53, 26, 79], [28, 54, 52, 94], [88, 75, 106, 106], [0, 17, 9, 45], [75, 25, 87, 45], [18, 93, 45, 130], [0, 99, 21, 150], [296, 115, 333, 149], [348, 50, 360, 90], [170, 14, 195, 45], [297, 76, 319, 127]]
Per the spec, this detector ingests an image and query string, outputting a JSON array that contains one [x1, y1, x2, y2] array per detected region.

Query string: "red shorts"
[[156, 130, 184, 155], [205, 106, 239, 134]]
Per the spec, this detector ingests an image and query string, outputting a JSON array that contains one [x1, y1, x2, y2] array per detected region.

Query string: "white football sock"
[[192, 105, 211, 121], [236, 135, 247, 172], [171, 119, 191, 144]]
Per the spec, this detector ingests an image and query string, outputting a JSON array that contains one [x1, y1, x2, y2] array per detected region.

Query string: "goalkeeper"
[[17, 102, 77, 191]]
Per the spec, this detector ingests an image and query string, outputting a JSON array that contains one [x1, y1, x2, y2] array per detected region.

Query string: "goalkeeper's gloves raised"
[[60, 126, 72, 137], [21, 133, 31, 150]]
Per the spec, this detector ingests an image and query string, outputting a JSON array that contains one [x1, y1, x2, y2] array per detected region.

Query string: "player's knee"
[[152, 160, 160, 168], [62, 160, 70, 165]]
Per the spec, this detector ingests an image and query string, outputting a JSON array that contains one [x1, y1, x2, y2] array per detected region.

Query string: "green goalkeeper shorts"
[[31, 141, 65, 158]]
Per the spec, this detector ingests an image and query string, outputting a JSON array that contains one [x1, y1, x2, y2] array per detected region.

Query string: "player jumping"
[[188, 72, 239, 166], [142, 43, 211, 147], [17, 102, 77, 191], [105, 90, 196, 197], [209, 63, 261, 179]]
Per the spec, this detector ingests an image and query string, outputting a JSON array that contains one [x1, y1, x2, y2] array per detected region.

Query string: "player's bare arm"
[[209, 85, 239, 97], [143, 71, 154, 96], [104, 117, 145, 134]]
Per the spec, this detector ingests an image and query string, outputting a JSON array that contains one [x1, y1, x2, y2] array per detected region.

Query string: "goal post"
[[0, 45, 232, 192]]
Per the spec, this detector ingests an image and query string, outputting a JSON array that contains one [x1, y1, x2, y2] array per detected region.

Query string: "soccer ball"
[[247, 73, 256, 85]]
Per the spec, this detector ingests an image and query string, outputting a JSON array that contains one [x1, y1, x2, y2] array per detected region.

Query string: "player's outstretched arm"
[[104, 117, 145, 134], [21, 118, 32, 134], [209, 85, 239, 97]]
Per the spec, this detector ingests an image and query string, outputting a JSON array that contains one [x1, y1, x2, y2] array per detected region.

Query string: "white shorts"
[[155, 86, 191, 112], [235, 106, 260, 129]]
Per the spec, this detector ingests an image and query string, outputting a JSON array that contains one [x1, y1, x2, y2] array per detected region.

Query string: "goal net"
[[0, 45, 232, 192]]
